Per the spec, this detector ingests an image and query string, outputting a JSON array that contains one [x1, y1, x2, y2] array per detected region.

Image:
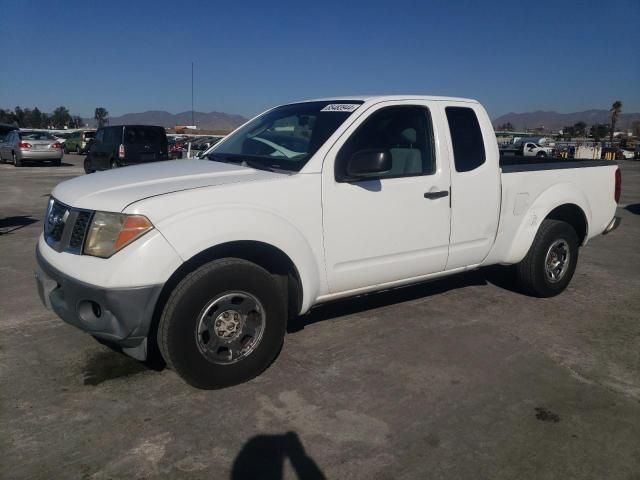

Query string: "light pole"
[[191, 61, 194, 127]]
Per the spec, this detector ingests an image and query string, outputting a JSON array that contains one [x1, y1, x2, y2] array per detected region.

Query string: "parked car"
[[53, 132, 72, 144], [620, 149, 635, 160], [168, 138, 186, 159], [0, 123, 18, 147], [0, 129, 64, 166], [522, 142, 555, 157], [84, 125, 168, 173], [35, 96, 621, 389], [64, 129, 96, 154]]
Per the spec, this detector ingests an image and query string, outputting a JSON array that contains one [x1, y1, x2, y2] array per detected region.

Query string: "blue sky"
[[1, 0, 638, 119]]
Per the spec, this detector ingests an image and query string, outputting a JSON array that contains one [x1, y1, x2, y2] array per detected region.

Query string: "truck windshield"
[[207, 101, 363, 172]]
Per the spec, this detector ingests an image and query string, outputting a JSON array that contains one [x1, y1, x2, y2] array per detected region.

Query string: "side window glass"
[[445, 107, 486, 172], [125, 127, 141, 145], [104, 128, 121, 145], [337, 106, 435, 180]]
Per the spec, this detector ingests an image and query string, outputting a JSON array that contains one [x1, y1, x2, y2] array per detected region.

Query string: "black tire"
[[53, 158, 62, 167], [158, 258, 286, 389], [536, 151, 547, 158], [83, 158, 95, 174], [63, 145, 68, 154], [13, 152, 22, 167], [515, 219, 579, 297], [76, 145, 82, 154], [110, 159, 119, 169]]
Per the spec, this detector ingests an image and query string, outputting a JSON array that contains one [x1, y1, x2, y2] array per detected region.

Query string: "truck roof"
[[295, 95, 480, 104]]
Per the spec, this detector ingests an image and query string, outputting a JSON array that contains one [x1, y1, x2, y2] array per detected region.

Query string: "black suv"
[[84, 125, 168, 173]]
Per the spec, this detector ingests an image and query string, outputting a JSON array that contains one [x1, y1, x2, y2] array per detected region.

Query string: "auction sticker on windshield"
[[321, 104, 360, 112]]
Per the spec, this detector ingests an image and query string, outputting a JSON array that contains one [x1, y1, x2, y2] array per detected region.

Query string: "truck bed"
[[499, 155, 613, 173]]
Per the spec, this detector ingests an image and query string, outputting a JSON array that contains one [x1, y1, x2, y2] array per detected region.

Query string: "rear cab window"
[[445, 106, 486, 172]]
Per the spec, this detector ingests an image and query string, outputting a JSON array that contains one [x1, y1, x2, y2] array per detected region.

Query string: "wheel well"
[[545, 204, 588, 244], [147, 241, 303, 361]]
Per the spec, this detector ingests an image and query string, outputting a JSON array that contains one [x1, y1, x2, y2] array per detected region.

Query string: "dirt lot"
[[1, 154, 639, 479]]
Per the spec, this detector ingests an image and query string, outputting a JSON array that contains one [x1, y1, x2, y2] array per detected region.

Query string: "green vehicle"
[[63, 129, 96, 154]]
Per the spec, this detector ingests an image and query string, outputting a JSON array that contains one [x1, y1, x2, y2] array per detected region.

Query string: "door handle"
[[424, 190, 449, 200]]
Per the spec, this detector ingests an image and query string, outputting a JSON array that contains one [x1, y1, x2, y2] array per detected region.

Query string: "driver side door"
[[321, 102, 451, 294]]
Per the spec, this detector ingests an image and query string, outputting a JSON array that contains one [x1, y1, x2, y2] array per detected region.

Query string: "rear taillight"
[[19, 142, 32, 149], [51, 142, 63, 149], [118, 144, 125, 159], [614, 168, 621, 204]]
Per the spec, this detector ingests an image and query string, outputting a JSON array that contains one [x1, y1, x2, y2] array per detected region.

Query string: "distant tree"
[[30, 108, 43, 128], [94, 107, 109, 128], [590, 123, 609, 141], [72, 115, 84, 128], [14, 106, 26, 127], [574, 121, 587, 137], [562, 125, 576, 139], [497, 122, 514, 131], [51, 106, 71, 128], [609, 100, 622, 142]]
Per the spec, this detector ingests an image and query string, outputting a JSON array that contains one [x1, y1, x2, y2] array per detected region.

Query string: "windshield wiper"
[[208, 154, 291, 173]]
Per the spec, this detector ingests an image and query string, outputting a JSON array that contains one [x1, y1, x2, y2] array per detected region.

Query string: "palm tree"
[[609, 101, 622, 143], [94, 107, 109, 128]]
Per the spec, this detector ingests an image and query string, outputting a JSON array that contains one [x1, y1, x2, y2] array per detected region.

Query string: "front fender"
[[155, 205, 323, 314], [502, 182, 592, 264]]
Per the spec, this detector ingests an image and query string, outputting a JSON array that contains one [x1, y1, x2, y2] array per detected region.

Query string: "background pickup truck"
[[35, 95, 621, 389]]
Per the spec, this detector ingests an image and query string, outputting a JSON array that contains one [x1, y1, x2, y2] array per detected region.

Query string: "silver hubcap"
[[545, 239, 570, 283], [195, 291, 265, 365]]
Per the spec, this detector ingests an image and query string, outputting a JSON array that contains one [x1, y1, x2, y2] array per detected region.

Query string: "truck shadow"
[[289, 266, 519, 333], [82, 350, 149, 386], [625, 203, 640, 215], [82, 267, 521, 381]]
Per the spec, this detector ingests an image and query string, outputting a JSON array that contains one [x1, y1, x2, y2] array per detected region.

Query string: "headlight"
[[84, 212, 153, 258]]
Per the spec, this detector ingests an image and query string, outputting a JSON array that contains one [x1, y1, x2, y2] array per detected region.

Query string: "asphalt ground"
[[1, 154, 639, 479]]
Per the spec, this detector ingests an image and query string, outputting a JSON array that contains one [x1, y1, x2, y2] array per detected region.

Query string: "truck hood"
[[52, 159, 283, 212]]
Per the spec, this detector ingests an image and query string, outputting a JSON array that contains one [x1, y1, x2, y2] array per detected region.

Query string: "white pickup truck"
[[522, 141, 555, 157], [35, 96, 621, 389]]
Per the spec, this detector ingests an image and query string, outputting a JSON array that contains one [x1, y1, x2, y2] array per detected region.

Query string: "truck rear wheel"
[[158, 258, 286, 389], [515, 219, 579, 297]]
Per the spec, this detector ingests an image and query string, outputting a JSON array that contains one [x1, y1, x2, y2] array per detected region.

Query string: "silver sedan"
[[0, 130, 64, 167]]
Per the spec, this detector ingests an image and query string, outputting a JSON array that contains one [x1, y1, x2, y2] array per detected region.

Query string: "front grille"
[[44, 198, 93, 254], [69, 211, 92, 251]]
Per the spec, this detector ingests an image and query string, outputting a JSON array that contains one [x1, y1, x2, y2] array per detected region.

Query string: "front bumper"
[[35, 246, 162, 358]]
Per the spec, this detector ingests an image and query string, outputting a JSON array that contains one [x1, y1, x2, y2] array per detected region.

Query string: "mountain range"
[[85, 110, 247, 131], [492, 110, 640, 132], [80, 108, 640, 133]]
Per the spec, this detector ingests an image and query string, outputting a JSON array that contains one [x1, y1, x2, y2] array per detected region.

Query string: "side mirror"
[[345, 149, 392, 179]]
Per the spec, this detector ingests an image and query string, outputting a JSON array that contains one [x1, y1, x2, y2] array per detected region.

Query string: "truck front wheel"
[[158, 258, 287, 389], [515, 219, 579, 297]]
